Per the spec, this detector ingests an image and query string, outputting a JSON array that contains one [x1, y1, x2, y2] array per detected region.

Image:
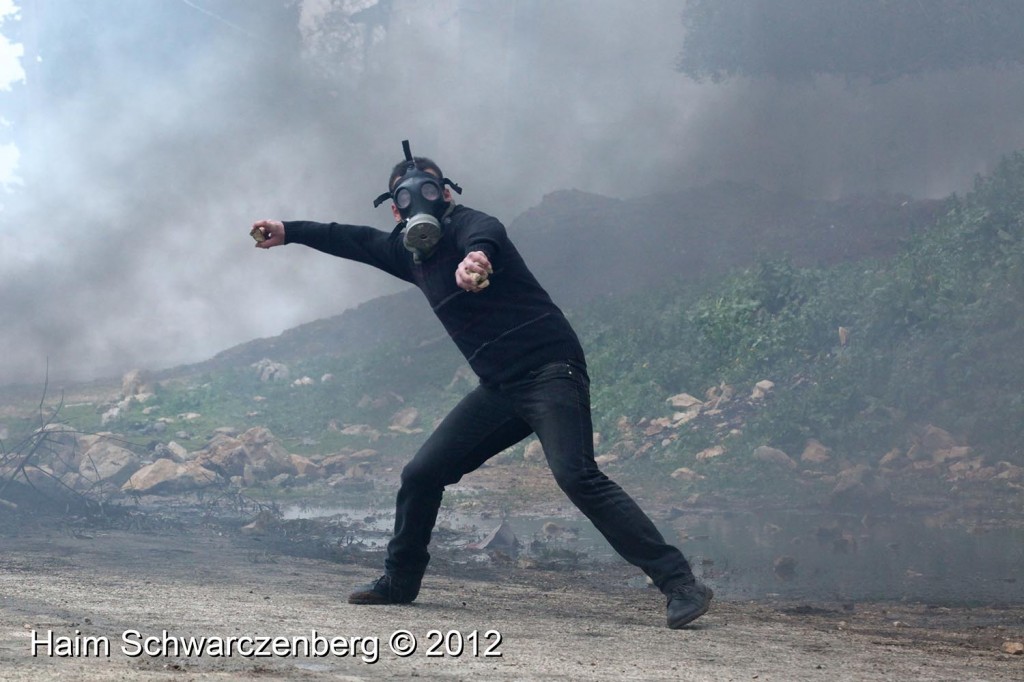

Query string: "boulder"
[[60, 471, 88, 492], [36, 423, 80, 449], [752, 446, 797, 469], [238, 427, 293, 480], [912, 459, 938, 473], [167, 441, 190, 461], [194, 435, 251, 477], [337, 424, 381, 441], [829, 464, 891, 508], [469, 521, 519, 552], [389, 407, 422, 433], [920, 424, 957, 455], [251, 358, 290, 383], [289, 453, 323, 478], [673, 410, 701, 425], [192, 428, 296, 482], [122, 459, 221, 495], [152, 442, 188, 464], [7, 465, 79, 503], [270, 473, 293, 487], [644, 417, 673, 436], [350, 448, 380, 462], [947, 457, 984, 479], [524, 440, 545, 462], [932, 446, 971, 464], [29, 425, 86, 474], [801, 439, 831, 464], [751, 380, 775, 400], [704, 383, 735, 408], [879, 448, 905, 468], [342, 462, 369, 481], [666, 393, 702, 409], [78, 441, 142, 487], [320, 451, 355, 476], [995, 462, 1024, 482], [671, 467, 704, 481], [121, 369, 152, 399], [695, 445, 726, 461], [833, 464, 872, 488]]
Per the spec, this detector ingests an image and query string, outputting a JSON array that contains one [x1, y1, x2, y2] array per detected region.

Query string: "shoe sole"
[[348, 591, 416, 605], [348, 593, 392, 605]]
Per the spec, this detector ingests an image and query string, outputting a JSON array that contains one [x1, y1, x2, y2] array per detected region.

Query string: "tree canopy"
[[678, 0, 1024, 83]]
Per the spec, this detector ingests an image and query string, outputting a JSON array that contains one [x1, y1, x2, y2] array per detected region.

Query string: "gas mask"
[[392, 167, 448, 260], [373, 140, 462, 263]]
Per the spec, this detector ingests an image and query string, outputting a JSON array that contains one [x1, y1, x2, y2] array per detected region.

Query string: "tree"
[[678, 0, 1024, 83]]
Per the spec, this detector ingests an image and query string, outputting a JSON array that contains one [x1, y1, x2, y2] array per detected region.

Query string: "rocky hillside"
[[12, 165, 1024, 516]]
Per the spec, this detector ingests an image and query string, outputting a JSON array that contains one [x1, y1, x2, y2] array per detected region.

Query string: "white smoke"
[[2, 0, 1024, 386]]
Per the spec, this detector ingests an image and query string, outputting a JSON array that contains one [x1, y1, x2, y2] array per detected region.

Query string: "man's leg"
[[511, 361, 711, 625], [350, 383, 531, 604]]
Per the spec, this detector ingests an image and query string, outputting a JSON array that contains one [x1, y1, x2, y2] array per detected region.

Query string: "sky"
[[0, 0, 23, 195], [2, 0, 1024, 387]]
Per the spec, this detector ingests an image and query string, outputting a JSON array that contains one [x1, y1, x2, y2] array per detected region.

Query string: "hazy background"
[[2, 0, 1024, 386]]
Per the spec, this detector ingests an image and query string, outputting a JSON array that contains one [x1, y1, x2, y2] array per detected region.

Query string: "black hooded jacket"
[[283, 204, 584, 384]]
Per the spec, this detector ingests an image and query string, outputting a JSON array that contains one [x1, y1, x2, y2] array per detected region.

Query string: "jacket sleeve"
[[458, 210, 506, 263], [283, 221, 413, 282]]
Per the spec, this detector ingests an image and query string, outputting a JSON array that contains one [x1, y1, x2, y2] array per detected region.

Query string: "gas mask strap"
[[373, 139, 462, 207]]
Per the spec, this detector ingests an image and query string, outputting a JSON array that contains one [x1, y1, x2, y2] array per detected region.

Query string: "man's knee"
[[399, 457, 442, 490], [550, 464, 600, 499], [401, 441, 463, 491]]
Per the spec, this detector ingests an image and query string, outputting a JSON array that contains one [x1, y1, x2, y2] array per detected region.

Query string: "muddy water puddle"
[[283, 501, 1023, 605], [665, 509, 1023, 604]]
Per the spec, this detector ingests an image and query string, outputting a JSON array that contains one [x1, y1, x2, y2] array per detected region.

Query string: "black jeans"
[[385, 360, 695, 593]]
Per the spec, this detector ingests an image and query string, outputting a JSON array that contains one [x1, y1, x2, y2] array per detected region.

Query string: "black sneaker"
[[666, 581, 713, 629], [348, 574, 421, 605]]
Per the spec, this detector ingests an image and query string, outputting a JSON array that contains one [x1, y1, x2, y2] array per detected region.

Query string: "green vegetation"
[[584, 151, 1024, 470]]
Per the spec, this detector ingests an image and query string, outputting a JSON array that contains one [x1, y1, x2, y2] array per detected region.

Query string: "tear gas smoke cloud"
[[2, 0, 1024, 386]]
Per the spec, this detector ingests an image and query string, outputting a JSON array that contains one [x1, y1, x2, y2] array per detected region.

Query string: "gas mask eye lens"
[[420, 183, 440, 201], [395, 188, 412, 210]]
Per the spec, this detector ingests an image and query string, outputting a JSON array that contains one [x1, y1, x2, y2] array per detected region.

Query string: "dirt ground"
[[1, 514, 1022, 682]]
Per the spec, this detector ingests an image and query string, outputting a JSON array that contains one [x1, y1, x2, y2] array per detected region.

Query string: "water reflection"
[[283, 503, 1023, 605], [678, 510, 1023, 604]]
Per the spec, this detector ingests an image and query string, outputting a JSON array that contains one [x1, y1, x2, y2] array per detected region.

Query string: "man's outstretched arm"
[[249, 219, 411, 282]]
